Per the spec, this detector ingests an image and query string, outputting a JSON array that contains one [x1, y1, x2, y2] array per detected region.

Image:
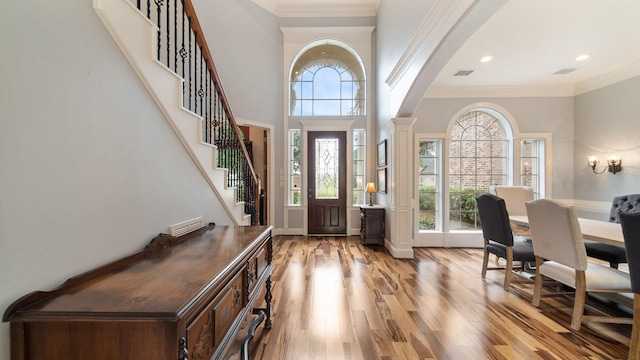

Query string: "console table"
[[3, 223, 273, 360], [360, 205, 385, 245]]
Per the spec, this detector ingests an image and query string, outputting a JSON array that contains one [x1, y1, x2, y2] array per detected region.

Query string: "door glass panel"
[[315, 138, 339, 199]]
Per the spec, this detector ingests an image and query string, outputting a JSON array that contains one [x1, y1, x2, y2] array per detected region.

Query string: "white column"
[[385, 117, 416, 258]]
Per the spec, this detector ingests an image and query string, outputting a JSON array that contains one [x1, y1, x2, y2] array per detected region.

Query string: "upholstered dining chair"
[[489, 186, 534, 216], [526, 198, 632, 331], [584, 194, 640, 268], [620, 211, 640, 360], [489, 186, 534, 239], [476, 193, 536, 290]]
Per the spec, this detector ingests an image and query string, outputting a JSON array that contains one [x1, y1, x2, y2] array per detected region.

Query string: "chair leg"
[[571, 271, 587, 331], [481, 248, 489, 278], [532, 257, 544, 307], [481, 239, 490, 278], [503, 248, 513, 290]]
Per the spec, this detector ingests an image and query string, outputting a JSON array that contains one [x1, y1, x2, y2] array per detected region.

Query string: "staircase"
[[93, 0, 260, 225]]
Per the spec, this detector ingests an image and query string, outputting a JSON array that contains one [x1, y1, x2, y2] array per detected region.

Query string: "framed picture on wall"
[[377, 168, 386, 193], [377, 140, 387, 167]]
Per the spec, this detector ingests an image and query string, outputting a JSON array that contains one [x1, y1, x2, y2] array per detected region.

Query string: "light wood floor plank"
[[250, 236, 632, 359]]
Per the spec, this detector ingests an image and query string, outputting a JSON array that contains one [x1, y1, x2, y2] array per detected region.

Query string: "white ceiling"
[[431, 0, 640, 96], [255, 0, 640, 96]]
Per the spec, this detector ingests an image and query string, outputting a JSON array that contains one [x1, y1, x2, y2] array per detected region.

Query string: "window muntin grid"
[[418, 139, 440, 231], [520, 138, 544, 198], [449, 111, 508, 230], [353, 129, 365, 205], [289, 43, 365, 116]]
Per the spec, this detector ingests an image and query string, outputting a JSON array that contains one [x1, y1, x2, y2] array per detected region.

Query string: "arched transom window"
[[289, 42, 365, 116]]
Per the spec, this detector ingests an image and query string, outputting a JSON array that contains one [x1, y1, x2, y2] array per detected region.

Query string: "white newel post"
[[386, 117, 416, 258]]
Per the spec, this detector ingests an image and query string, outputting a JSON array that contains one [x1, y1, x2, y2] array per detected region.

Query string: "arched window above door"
[[289, 41, 366, 116]]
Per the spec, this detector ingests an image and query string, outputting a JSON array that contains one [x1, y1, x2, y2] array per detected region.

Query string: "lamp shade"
[[365, 182, 376, 193]]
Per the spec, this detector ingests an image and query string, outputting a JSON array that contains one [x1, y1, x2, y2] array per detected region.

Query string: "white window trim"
[[414, 104, 551, 247]]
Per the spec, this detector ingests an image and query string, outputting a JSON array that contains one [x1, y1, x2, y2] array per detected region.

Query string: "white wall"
[[574, 75, 640, 203], [0, 1, 232, 358]]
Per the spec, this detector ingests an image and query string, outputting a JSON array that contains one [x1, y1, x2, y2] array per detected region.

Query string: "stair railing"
[[131, 0, 261, 224]]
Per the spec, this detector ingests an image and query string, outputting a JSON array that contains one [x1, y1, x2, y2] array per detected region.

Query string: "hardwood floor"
[[250, 235, 632, 359]]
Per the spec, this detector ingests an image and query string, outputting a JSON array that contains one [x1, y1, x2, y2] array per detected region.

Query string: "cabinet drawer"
[[247, 240, 270, 299], [186, 269, 244, 359]]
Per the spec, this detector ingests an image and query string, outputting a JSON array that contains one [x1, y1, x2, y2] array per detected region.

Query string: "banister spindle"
[[166, 0, 170, 69], [154, 0, 162, 62], [173, 0, 178, 73], [188, 17, 192, 112], [194, 36, 198, 114]]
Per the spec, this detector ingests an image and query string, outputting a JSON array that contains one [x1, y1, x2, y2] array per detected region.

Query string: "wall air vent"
[[168, 216, 203, 237], [553, 68, 578, 75], [453, 69, 474, 76]]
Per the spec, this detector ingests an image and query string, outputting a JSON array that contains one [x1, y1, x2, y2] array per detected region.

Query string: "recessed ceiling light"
[[480, 56, 493, 63], [576, 54, 590, 61]]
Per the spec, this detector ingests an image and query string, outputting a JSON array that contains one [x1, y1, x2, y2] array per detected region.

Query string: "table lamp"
[[365, 182, 376, 206]]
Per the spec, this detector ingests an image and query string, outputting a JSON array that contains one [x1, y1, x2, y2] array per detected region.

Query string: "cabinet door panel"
[[187, 269, 244, 359]]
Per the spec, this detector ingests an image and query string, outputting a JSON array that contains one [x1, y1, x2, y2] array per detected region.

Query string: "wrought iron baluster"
[[174, 0, 178, 73], [180, 9, 186, 108], [205, 72, 211, 144], [188, 17, 192, 112], [194, 36, 198, 114], [198, 56, 202, 117], [154, 0, 162, 62], [166, 0, 170, 69]]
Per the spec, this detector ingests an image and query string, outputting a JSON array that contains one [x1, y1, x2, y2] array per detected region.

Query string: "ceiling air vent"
[[553, 68, 578, 75], [453, 69, 474, 76]]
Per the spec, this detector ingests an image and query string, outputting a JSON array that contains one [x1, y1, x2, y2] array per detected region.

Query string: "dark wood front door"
[[307, 131, 347, 235]]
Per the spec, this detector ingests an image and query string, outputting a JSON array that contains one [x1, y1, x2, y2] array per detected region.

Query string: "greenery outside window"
[[289, 129, 301, 205], [418, 139, 440, 230]]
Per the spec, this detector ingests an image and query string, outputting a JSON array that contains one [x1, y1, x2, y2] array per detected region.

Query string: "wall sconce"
[[587, 155, 622, 174], [365, 182, 377, 206]]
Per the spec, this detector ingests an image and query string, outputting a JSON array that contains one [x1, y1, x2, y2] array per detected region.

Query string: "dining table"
[[509, 215, 625, 248]]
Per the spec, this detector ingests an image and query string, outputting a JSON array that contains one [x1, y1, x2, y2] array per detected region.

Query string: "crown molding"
[[252, 0, 378, 18], [280, 26, 375, 36], [424, 61, 640, 98], [424, 85, 575, 98], [575, 61, 640, 95]]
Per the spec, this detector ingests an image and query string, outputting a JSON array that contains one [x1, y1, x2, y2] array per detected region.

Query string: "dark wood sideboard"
[[3, 223, 273, 360]]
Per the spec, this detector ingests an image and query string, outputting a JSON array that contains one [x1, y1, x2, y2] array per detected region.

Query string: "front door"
[[307, 131, 347, 235]]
